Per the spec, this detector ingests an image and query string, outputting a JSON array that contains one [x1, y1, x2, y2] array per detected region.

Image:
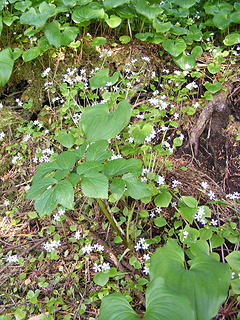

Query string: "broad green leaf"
[[56, 130, 75, 148], [32, 162, 60, 183], [174, 53, 195, 70], [93, 271, 109, 286], [0, 48, 14, 87], [210, 234, 224, 248], [150, 240, 231, 320], [14, 0, 32, 12], [213, 12, 230, 30], [154, 216, 167, 227], [0, 15, 2, 36], [162, 39, 186, 57], [230, 11, 240, 23], [27, 177, 57, 200], [226, 251, 240, 271], [99, 293, 140, 320], [34, 188, 58, 217], [205, 81, 223, 94], [119, 35, 131, 44], [223, 32, 240, 46], [77, 161, 104, 175], [14, 308, 27, 320], [115, 4, 135, 18], [54, 180, 74, 209], [90, 68, 120, 89], [154, 190, 172, 207], [92, 36, 107, 46], [44, 21, 78, 48], [68, 173, 81, 186], [207, 63, 221, 74], [134, 0, 163, 20], [86, 140, 112, 161], [22, 47, 41, 62], [181, 196, 198, 208], [72, 2, 105, 25], [152, 19, 172, 33], [123, 173, 151, 200], [105, 15, 122, 28], [179, 207, 198, 223], [110, 178, 125, 201], [54, 169, 69, 180], [104, 158, 142, 177], [172, 0, 197, 8], [80, 100, 131, 142], [81, 173, 108, 199], [20, 2, 56, 27], [55, 151, 77, 170], [103, 0, 129, 9]]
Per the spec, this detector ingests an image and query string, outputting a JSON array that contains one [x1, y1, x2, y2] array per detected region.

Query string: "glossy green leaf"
[[77, 161, 104, 175], [154, 216, 167, 227], [80, 100, 131, 142], [93, 271, 110, 286], [55, 130, 74, 148], [154, 190, 172, 207], [105, 15, 122, 28], [123, 173, 151, 200], [27, 177, 57, 200], [20, 2, 56, 27], [134, 0, 163, 20], [103, 0, 129, 9], [81, 173, 108, 199], [55, 151, 77, 170], [226, 251, 240, 271], [152, 19, 172, 33], [34, 188, 58, 217], [181, 196, 198, 208], [22, 47, 41, 62], [223, 32, 240, 46], [0, 48, 14, 87], [162, 39, 186, 57], [207, 63, 221, 74], [205, 81, 223, 94], [92, 36, 107, 46], [44, 21, 78, 47], [172, 0, 197, 8], [119, 35, 131, 44], [90, 68, 120, 89], [104, 158, 142, 177], [213, 12, 230, 30], [0, 15, 2, 36]]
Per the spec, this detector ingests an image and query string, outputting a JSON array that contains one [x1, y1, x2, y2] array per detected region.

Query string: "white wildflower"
[[143, 254, 150, 261], [94, 243, 104, 252], [42, 67, 51, 77], [143, 266, 149, 275], [93, 263, 102, 273], [172, 180, 182, 188], [101, 262, 110, 272], [183, 231, 189, 239], [157, 176, 165, 185], [201, 181, 209, 190], [82, 244, 93, 254], [0, 132, 5, 140], [75, 230, 81, 240], [208, 190, 216, 200], [211, 219, 218, 226], [6, 255, 19, 263], [186, 82, 198, 90]]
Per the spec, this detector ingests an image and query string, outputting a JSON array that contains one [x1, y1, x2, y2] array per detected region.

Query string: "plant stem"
[[97, 199, 128, 248]]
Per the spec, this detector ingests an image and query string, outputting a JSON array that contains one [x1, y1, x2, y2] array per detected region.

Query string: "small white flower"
[[135, 242, 142, 251], [82, 244, 93, 254], [183, 231, 189, 239], [53, 214, 61, 222], [157, 176, 165, 185], [208, 190, 216, 200], [93, 263, 102, 273], [101, 262, 110, 272], [128, 137, 134, 143], [172, 180, 182, 188], [0, 102, 3, 109], [75, 230, 81, 240], [143, 266, 149, 275], [6, 255, 19, 263], [43, 240, 61, 252], [94, 243, 104, 252], [42, 67, 51, 77], [142, 242, 150, 250], [142, 168, 149, 176], [179, 134, 184, 141], [0, 131, 5, 140], [155, 207, 162, 214], [193, 102, 200, 108], [186, 82, 198, 90], [201, 181, 209, 190], [58, 208, 65, 215], [143, 254, 150, 261], [23, 134, 31, 142], [142, 56, 150, 62], [211, 219, 218, 226], [3, 200, 10, 207]]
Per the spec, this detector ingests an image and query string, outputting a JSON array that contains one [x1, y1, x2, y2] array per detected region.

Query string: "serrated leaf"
[[77, 161, 104, 175], [34, 188, 58, 217], [104, 158, 142, 177], [81, 173, 108, 199], [123, 173, 151, 200], [54, 180, 74, 209], [27, 177, 57, 200], [86, 140, 112, 161], [55, 151, 77, 170], [110, 178, 125, 201]]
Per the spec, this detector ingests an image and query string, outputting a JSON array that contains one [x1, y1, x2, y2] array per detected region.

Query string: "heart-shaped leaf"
[[223, 32, 240, 46], [72, 2, 105, 25], [105, 15, 122, 28], [103, 0, 129, 9], [162, 39, 186, 57], [80, 100, 131, 142], [104, 158, 142, 177], [86, 140, 112, 162], [205, 81, 223, 94], [0, 48, 14, 87], [44, 21, 78, 47], [20, 1, 56, 27], [172, 0, 197, 8], [134, 0, 163, 20], [90, 68, 120, 89], [81, 173, 108, 199], [152, 19, 172, 33]]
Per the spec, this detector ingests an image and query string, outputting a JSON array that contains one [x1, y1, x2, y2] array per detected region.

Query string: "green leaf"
[[44, 21, 78, 48], [89, 68, 120, 89], [54, 180, 74, 209], [104, 158, 142, 177], [162, 39, 186, 57], [0, 15, 3, 36], [32, 162, 60, 183], [72, 2, 105, 25], [154, 190, 172, 207], [80, 100, 131, 142], [34, 188, 58, 217], [152, 19, 172, 33], [77, 161, 104, 175], [0, 48, 14, 87], [150, 240, 231, 320], [20, 1, 56, 27], [129, 256, 141, 269], [56, 130, 74, 148], [86, 140, 112, 161], [22, 47, 41, 62], [213, 12, 230, 30], [119, 35, 131, 44], [223, 32, 240, 46], [172, 0, 197, 8], [179, 207, 198, 223], [14, 307, 27, 320], [134, 0, 163, 20], [154, 216, 167, 227], [181, 196, 198, 208], [81, 173, 108, 199], [226, 251, 240, 271], [93, 271, 110, 286], [105, 15, 122, 28], [205, 81, 223, 94], [27, 177, 57, 200], [103, 0, 129, 9], [92, 36, 107, 46], [110, 178, 126, 201], [55, 151, 77, 170], [123, 173, 151, 200], [68, 173, 81, 187], [207, 63, 221, 74]]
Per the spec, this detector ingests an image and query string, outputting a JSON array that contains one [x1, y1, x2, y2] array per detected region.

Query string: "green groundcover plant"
[[99, 240, 231, 320]]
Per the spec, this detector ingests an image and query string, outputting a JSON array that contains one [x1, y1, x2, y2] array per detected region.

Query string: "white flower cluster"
[[145, 129, 157, 143], [226, 192, 240, 201], [12, 154, 23, 164], [82, 243, 105, 254], [186, 81, 198, 90], [93, 262, 110, 273], [43, 240, 61, 252], [172, 179, 182, 188], [63, 68, 88, 87], [194, 207, 206, 225], [157, 176, 165, 185], [33, 148, 54, 163], [42, 67, 51, 77], [0, 131, 5, 141], [53, 208, 66, 222], [135, 238, 150, 251], [6, 255, 19, 263]]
